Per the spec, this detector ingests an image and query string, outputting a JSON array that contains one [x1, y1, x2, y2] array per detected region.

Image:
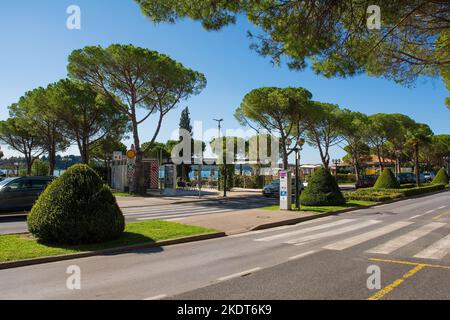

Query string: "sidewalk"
[[177, 209, 330, 235]]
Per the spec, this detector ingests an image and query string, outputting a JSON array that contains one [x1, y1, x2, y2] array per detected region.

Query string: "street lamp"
[[214, 118, 226, 197], [332, 159, 341, 176], [289, 138, 305, 211]]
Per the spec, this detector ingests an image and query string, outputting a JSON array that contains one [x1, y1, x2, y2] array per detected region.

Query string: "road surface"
[[0, 191, 449, 300]]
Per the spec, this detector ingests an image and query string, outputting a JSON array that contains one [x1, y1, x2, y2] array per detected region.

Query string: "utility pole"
[[214, 118, 226, 197]]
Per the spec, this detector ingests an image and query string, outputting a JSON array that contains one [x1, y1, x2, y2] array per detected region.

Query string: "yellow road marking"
[[367, 258, 450, 300], [369, 258, 450, 270], [433, 210, 450, 221], [368, 264, 425, 300]]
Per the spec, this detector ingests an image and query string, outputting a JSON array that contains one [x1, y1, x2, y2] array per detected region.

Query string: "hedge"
[[27, 164, 125, 245], [374, 168, 400, 189], [433, 168, 449, 185], [346, 184, 447, 202], [300, 167, 346, 206]]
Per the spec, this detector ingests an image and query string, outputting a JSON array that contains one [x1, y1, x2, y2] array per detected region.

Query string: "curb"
[[0, 231, 226, 271]]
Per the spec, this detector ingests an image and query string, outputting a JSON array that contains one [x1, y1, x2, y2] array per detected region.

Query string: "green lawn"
[[0, 221, 217, 263], [261, 200, 377, 213], [112, 192, 136, 197]]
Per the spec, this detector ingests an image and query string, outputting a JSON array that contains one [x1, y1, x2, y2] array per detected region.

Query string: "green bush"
[[32, 159, 50, 176], [300, 167, 346, 206], [27, 164, 125, 245], [346, 184, 447, 202], [374, 168, 400, 189], [433, 168, 449, 185]]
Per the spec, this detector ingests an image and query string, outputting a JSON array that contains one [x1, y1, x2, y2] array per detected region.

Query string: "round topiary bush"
[[27, 164, 125, 245], [433, 168, 449, 185], [300, 167, 346, 206], [374, 168, 400, 189]]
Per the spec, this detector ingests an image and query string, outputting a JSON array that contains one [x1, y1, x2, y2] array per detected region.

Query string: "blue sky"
[[0, 0, 448, 164]]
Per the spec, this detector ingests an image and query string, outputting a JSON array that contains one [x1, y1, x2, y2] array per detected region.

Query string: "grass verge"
[[260, 200, 378, 213], [0, 220, 217, 263]]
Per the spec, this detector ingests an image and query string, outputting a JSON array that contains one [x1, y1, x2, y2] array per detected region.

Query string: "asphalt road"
[[0, 191, 449, 300], [0, 195, 278, 235]]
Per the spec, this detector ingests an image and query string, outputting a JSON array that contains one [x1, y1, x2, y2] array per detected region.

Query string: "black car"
[[262, 179, 305, 198], [0, 177, 54, 212]]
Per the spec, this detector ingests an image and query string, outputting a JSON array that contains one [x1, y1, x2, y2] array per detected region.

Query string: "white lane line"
[[437, 206, 447, 210], [366, 222, 445, 255], [409, 215, 422, 220], [323, 221, 413, 251], [217, 268, 262, 282], [123, 206, 209, 216], [136, 209, 234, 221], [254, 219, 355, 242], [288, 250, 317, 261], [144, 294, 168, 300], [414, 234, 450, 260], [285, 220, 381, 246], [426, 209, 436, 214]]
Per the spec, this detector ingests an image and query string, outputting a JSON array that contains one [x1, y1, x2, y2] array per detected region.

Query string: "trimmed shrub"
[[335, 174, 357, 184], [27, 164, 125, 245], [32, 159, 50, 176], [374, 168, 400, 189], [346, 184, 447, 202], [300, 167, 346, 206], [433, 168, 449, 185]]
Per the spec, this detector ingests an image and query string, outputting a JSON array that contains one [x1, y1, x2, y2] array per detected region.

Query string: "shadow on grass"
[[36, 232, 164, 256]]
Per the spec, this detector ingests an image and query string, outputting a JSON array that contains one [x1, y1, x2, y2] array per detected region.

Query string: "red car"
[[355, 175, 378, 189]]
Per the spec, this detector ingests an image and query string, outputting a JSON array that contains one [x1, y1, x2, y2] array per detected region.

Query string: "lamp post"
[[289, 138, 305, 211], [332, 159, 341, 176], [214, 118, 226, 197]]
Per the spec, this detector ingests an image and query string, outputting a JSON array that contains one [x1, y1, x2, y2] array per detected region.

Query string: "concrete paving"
[[0, 191, 449, 300]]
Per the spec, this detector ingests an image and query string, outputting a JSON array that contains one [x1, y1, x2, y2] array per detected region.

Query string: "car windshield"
[[0, 178, 17, 188]]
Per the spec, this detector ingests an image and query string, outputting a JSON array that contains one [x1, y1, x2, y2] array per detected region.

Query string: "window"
[[31, 179, 51, 189]]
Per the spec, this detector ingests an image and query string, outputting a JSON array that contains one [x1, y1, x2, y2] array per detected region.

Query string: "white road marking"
[[437, 206, 447, 210], [123, 205, 210, 216], [136, 209, 234, 221], [217, 268, 262, 282], [366, 222, 445, 255], [414, 234, 450, 260], [144, 294, 168, 300], [254, 219, 355, 242], [409, 215, 422, 220], [426, 209, 436, 214], [285, 220, 381, 246], [323, 221, 413, 251], [229, 217, 335, 239], [288, 250, 317, 261]]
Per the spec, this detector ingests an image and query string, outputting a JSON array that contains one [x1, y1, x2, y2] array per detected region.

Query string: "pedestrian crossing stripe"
[[323, 221, 413, 251], [366, 222, 445, 255], [414, 233, 450, 260], [285, 220, 382, 246], [254, 219, 356, 242]]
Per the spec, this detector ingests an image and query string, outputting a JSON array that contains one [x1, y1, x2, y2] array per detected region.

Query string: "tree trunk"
[[376, 147, 384, 172], [414, 144, 420, 187], [48, 138, 56, 176]]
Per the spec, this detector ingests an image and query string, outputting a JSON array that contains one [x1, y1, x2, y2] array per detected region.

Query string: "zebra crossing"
[[121, 197, 277, 222], [253, 218, 450, 260]]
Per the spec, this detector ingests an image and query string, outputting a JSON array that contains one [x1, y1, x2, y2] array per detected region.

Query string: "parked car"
[[423, 172, 436, 183], [0, 176, 54, 212], [355, 175, 378, 189], [262, 179, 305, 198], [397, 173, 426, 185], [397, 173, 415, 184]]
